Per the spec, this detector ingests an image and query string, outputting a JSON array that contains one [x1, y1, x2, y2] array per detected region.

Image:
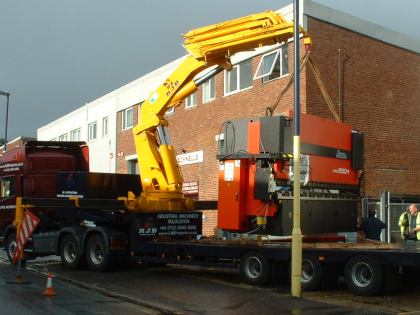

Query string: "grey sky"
[[0, 0, 418, 140]]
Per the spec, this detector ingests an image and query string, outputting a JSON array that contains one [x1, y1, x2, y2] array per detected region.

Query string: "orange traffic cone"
[[42, 273, 56, 297]]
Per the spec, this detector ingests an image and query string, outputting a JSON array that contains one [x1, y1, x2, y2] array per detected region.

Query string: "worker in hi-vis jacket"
[[399, 204, 420, 240]]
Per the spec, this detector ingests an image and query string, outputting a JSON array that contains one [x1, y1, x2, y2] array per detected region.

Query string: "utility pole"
[[291, 0, 302, 298], [0, 91, 10, 152]]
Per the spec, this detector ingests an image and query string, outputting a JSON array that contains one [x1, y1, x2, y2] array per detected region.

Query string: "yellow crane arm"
[[130, 11, 310, 212]]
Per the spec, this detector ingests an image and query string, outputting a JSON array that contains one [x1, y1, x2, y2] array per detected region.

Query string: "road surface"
[[8, 254, 387, 315], [0, 256, 158, 315]]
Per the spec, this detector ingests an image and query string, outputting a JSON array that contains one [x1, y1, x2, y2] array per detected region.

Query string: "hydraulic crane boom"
[[129, 11, 311, 212]]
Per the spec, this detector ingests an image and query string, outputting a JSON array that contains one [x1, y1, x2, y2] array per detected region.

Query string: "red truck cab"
[[0, 141, 89, 245]]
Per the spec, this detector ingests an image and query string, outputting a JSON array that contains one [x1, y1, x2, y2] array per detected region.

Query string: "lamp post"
[[0, 91, 10, 152], [291, 0, 302, 298]]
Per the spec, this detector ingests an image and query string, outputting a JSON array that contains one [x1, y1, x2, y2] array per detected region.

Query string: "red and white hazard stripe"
[[13, 210, 40, 263]]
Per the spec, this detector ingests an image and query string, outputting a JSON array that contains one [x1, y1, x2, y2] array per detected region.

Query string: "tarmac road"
[[5, 250, 420, 314], [13, 254, 388, 315], [0, 255, 159, 315]]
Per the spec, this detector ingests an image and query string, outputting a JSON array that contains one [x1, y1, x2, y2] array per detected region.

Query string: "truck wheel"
[[301, 255, 323, 291], [60, 235, 83, 270], [240, 251, 270, 285], [86, 234, 110, 272], [344, 255, 382, 296]]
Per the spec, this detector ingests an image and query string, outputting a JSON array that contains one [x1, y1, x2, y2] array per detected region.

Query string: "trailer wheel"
[[301, 255, 323, 291], [86, 234, 110, 272], [60, 235, 83, 270], [240, 251, 270, 285], [344, 255, 382, 296]]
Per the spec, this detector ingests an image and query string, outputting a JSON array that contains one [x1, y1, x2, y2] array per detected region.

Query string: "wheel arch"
[[2, 224, 16, 250]]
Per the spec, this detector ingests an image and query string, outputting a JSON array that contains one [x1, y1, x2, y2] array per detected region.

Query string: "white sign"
[[176, 150, 203, 166], [224, 162, 234, 181]]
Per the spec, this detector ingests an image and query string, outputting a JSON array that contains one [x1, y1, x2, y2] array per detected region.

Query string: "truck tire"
[[240, 251, 270, 285], [86, 234, 110, 272], [300, 255, 323, 291], [344, 255, 382, 296], [60, 234, 84, 270]]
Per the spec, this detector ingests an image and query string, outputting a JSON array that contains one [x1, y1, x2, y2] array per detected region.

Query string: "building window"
[[70, 128, 81, 141], [224, 59, 252, 95], [255, 46, 289, 83], [122, 107, 134, 130], [58, 133, 68, 141], [127, 159, 139, 175], [88, 122, 97, 141], [165, 107, 175, 116], [202, 77, 215, 103], [185, 92, 197, 108], [102, 117, 108, 137]]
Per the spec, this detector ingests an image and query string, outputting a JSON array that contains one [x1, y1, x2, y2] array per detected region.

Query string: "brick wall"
[[116, 105, 139, 173], [305, 17, 420, 197]]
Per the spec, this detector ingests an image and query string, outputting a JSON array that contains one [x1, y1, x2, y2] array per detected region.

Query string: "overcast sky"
[[0, 0, 418, 140]]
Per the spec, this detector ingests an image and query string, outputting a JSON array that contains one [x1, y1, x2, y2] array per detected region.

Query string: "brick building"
[[37, 1, 420, 236], [114, 3, 420, 235]]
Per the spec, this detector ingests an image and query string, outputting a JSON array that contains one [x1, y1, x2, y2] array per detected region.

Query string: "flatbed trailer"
[[9, 207, 420, 296], [129, 237, 420, 296], [7, 196, 420, 297]]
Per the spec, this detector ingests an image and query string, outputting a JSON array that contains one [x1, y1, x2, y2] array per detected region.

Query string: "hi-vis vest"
[[398, 212, 420, 239]]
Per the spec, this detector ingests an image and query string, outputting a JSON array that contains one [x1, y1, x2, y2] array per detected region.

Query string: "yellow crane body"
[[125, 11, 310, 212]]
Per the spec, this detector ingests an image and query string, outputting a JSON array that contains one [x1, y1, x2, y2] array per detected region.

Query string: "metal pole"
[[0, 91, 10, 152], [6, 197, 30, 285], [291, 0, 302, 298], [386, 192, 391, 243], [338, 48, 342, 121], [4, 94, 9, 152]]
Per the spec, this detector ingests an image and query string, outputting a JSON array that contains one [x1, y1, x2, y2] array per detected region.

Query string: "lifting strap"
[[265, 50, 340, 122]]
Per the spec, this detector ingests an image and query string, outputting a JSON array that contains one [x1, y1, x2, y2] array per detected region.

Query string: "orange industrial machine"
[[217, 111, 363, 235]]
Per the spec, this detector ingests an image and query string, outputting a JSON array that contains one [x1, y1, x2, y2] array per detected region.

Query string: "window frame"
[[88, 121, 97, 142], [58, 133, 68, 141], [185, 92, 197, 109], [254, 50, 280, 80], [202, 77, 216, 103], [224, 59, 253, 96], [70, 128, 81, 141], [257, 46, 289, 83], [122, 107, 134, 130], [165, 107, 175, 116], [102, 116, 109, 137]]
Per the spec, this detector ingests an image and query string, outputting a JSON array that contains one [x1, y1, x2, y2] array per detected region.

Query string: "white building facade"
[[37, 57, 185, 172]]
